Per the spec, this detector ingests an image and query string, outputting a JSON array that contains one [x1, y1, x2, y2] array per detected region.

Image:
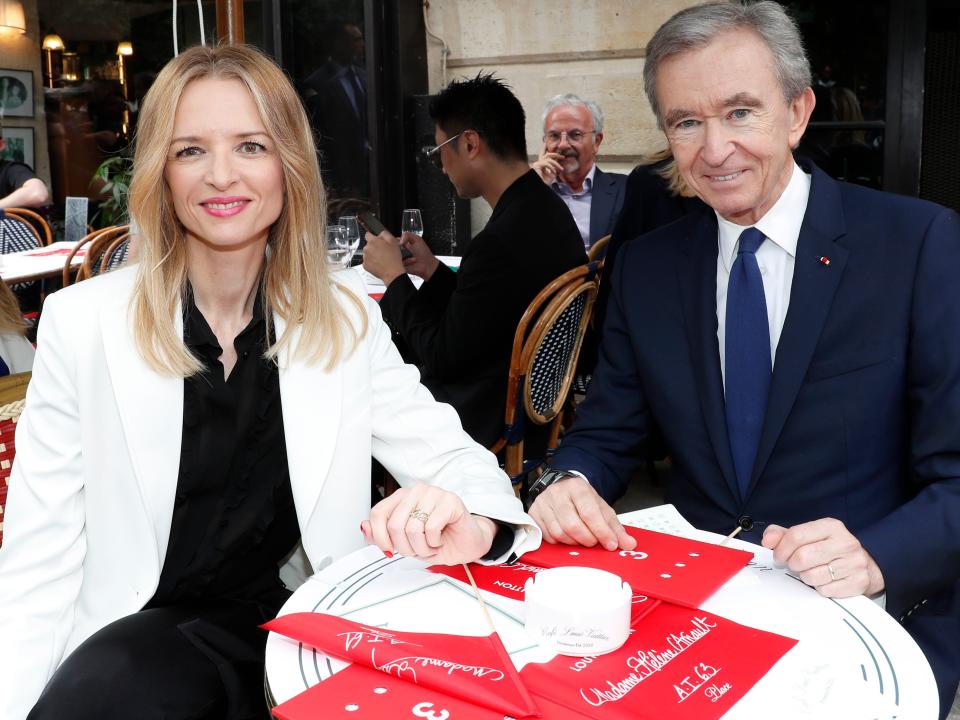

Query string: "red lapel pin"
[[819, 256, 831, 266]]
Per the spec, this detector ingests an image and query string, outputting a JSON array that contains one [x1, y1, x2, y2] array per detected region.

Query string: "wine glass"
[[325, 225, 352, 270], [401, 209, 423, 239], [339, 215, 362, 257]]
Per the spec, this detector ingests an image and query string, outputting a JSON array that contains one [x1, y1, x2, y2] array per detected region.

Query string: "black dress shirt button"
[[738, 515, 754, 531]]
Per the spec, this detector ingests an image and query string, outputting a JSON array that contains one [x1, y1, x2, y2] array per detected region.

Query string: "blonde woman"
[[0, 45, 538, 720], [0, 282, 33, 374]]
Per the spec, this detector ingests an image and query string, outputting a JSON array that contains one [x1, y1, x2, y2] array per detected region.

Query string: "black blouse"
[[147, 286, 299, 610]]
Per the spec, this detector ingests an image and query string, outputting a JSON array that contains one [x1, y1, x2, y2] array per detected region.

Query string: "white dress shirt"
[[716, 162, 811, 386], [552, 163, 596, 248]]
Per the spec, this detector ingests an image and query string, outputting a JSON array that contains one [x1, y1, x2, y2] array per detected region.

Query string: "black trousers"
[[28, 599, 276, 720]]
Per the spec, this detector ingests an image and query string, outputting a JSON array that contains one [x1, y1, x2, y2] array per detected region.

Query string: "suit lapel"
[[100, 295, 183, 570], [677, 212, 740, 502], [589, 168, 614, 244], [747, 167, 848, 494], [275, 314, 343, 531]]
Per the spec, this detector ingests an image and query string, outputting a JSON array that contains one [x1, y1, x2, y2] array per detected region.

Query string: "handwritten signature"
[[579, 616, 717, 707], [374, 649, 506, 684]]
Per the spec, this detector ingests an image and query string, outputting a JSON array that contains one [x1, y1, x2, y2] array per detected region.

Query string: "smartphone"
[[357, 210, 386, 235], [358, 211, 413, 259]]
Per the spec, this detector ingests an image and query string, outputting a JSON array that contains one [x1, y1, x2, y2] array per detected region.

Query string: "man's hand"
[[361, 484, 498, 565], [762, 518, 885, 598], [531, 142, 565, 183], [362, 230, 406, 286], [529, 475, 637, 551], [400, 231, 440, 280]]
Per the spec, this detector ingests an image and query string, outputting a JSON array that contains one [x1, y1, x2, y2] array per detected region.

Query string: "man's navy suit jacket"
[[552, 161, 960, 701], [587, 167, 626, 246]]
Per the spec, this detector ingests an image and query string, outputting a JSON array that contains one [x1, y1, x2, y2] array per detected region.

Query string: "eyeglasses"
[[543, 129, 596, 144], [423, 132, 464, 169]]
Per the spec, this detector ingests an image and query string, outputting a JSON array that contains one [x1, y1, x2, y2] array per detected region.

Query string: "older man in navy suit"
[[533, 94, 626, 249], [527, 3, 960, 716]]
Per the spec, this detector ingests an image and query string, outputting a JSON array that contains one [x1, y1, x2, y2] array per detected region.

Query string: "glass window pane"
[[784, 1, 888, 189], [37, 1, 217, 233]]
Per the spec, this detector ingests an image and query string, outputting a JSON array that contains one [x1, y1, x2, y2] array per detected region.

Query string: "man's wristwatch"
[[526, 468, 574, 507]]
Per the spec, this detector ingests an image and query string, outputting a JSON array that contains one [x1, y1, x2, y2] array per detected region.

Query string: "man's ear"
[[463, 129, 481, 159], [593, 131, 604, 152]]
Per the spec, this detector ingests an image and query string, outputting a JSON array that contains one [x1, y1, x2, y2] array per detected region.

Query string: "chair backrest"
[[0, 371, 30, 548], [0, 211, 42, 255], [64, 225, 130, 286], [79, 225, 131, 283], [3, 208, 53, 246], [587, 233, 611, 263], [491, 263, 600, 488]]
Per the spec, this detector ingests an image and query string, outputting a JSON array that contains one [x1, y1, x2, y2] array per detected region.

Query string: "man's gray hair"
[[643, 1, 811, 128], [541, 93, 604, 134]]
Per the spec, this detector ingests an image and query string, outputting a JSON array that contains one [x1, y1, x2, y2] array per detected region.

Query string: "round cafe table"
[[265, 506, 939, 719]]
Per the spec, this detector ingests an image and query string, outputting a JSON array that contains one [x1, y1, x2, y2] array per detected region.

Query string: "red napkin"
[[25, 247, 85, 257], [520, 527, 752, 608], [430, 562, 661, 626], [263, 612, 540, 718], [520, 603, 797, 720], [272, 663, 508, 720]]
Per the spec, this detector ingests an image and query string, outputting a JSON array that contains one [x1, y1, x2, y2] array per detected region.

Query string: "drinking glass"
[[401, 209, 423, 238], [325, 225, 353, 270], [339, 215, 362, 256]]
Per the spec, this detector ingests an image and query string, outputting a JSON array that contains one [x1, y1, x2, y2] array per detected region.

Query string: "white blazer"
[[0, 265, 540, 719]]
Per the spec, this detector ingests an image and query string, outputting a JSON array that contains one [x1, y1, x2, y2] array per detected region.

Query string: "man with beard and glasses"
[[532, 94, 626, 251]]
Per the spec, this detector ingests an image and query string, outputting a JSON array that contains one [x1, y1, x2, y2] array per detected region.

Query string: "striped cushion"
[[0, 399, 25, 547]]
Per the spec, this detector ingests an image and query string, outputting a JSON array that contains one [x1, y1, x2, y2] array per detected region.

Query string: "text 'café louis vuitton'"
[[0, 1, 957, 720]]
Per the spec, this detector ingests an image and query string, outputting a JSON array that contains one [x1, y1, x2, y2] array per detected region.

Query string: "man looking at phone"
[[0, 122, 49, 209], [363, 73, 585, 448], [531, 94, 626, 250]]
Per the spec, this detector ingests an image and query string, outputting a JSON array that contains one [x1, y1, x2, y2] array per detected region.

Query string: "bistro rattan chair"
[[64, 225, 130, 286], [586, 233, 611, 263], [488, 261, 601, 496], [3, 208, 53, 247]]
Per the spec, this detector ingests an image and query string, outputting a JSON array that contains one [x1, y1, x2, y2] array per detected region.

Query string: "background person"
[[527, 3, 960, 716], [0, 122, 49, 209], [0, 281, 34, 374], [0, 45, 538, 720], [531, 93, 625, 249], [364, 74, 586, 449]]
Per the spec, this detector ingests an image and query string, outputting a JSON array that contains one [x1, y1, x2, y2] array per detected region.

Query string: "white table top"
[[265, 505, 939, 718], [351, 256, 461, 297], [1, 241, 82, 284]]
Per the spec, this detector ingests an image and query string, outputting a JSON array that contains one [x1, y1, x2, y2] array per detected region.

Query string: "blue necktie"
[[725, 227, 771, 498]]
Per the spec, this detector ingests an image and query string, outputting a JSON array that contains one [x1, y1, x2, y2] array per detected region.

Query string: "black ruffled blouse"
[[146, 286, 299, 610]]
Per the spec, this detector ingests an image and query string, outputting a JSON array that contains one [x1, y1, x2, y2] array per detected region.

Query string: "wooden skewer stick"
[[462, 563, 497, 635], [720, 525, 743, 546]]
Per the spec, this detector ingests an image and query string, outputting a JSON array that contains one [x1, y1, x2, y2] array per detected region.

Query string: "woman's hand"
[[361, 484, 498, 565]]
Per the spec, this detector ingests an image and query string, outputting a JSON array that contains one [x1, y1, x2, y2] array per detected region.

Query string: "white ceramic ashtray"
[[523, 566, 631, 657]]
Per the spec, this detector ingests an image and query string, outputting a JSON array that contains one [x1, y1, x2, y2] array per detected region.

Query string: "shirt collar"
[[552, 162, 596, 196], [716, 161, 811, 271], [183, 281, 268, 358]]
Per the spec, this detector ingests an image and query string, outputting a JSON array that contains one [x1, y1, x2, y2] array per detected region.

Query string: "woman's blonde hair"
[[0, 283, 26, 335], [641, 147, 695, 198], [128, 43, 364, 376]]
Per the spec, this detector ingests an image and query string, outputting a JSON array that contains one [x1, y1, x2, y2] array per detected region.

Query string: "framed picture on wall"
[[0, 127, 35, 168], [0, 69, 34, 118]]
